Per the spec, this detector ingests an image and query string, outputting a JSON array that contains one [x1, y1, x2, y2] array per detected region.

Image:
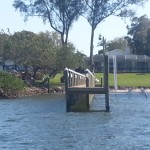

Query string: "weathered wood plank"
[[72, 84, 86, 87], [68, 87, 106, 94], [104, 55, 110, 111]]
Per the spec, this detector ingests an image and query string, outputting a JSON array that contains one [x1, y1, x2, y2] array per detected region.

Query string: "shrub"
[[0, 72, 25, 93]]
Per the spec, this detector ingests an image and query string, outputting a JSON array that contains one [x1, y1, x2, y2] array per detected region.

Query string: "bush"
[[0, 72, 25, 93]]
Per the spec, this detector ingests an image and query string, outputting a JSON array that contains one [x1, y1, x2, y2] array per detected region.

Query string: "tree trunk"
[[49, 69, 58, 78], [90, 27, 95, 72], [61, 33, 65, 46], [65, 29, 69, 45], [33, 67, 38, 80], [23, 65, 28, 79]]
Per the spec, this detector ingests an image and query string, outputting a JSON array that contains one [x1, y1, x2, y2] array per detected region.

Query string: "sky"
[[0, 1, 150, 56]]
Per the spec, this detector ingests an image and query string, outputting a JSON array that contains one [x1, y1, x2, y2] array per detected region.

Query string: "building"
[[94, 49, 150, 73], [0, 58, 25, 72]]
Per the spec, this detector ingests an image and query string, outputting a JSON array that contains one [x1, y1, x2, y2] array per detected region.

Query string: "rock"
[[53, 87, 64, 93]]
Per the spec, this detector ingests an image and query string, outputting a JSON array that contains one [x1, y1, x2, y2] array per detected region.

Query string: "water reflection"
[[0, 93, 150, 149]]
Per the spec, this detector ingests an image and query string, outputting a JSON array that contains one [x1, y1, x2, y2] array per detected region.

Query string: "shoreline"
[[1, 86, 150, 99], [0, 86, 64, 99], [110, 88, 150, 93]]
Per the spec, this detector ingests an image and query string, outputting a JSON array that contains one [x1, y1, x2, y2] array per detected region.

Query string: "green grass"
[[51, 72, 150, 87], [50, 73, 63, 84], [95, 73, 150, 87]]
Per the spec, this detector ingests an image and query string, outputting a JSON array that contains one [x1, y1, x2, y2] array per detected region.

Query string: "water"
[[0, 93, 150, 150]]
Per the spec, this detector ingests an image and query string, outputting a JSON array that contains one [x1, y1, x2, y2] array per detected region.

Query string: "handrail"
[[64, 68, 100, 89], [67, 68, 86, 78], [64, 68, 87, 88], [85, 69, 95, 77], [85, 69, 99, 83]]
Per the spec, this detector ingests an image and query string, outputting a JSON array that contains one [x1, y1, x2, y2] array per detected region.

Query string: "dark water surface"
[[0, 93, 150, 150]]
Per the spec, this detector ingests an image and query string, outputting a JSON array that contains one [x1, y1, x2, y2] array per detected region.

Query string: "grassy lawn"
[[50, 73, 63, 84], [95, 73, 150, 87], [51, 73, 150, 87]]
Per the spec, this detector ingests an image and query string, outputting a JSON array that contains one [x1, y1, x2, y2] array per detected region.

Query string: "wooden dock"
[[68, 87, 106, 94], [64, 55, 109, 112]]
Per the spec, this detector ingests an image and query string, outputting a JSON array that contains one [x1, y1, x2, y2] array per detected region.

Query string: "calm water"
[[0, 92, 150, 150]]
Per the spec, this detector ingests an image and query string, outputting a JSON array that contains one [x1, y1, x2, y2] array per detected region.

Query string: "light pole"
[[97, 34, 107, 86], [98, 34, 106, 55]]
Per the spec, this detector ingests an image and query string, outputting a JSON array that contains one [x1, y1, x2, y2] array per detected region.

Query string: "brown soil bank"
[[0, 87, 47, 99], [0, 86, 64, 99]]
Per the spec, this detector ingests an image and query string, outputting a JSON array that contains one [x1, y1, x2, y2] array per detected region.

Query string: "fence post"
[[47, 77, 50, 93], [86, 77, 89, 87]]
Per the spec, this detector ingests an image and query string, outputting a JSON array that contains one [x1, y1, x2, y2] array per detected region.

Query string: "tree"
[[0, 30, 5, 57], [3, 30, 57, 79], [74, 51, 88, 68], [106, 37, 128, 51], [29, 31, 57, 78], [83, 0, 148, 70], [125, 15, 150, 56], [2, 30, 87, 79], [0, 29, 12, 59], [13, 0, 85, 46]]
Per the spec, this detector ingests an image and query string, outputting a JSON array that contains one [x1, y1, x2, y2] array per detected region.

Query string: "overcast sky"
[[0, 0, 150, 56]]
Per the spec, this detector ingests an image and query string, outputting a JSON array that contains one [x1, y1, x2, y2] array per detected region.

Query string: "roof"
[[94, 49, 150, 62], [106, 49, 131, 56], [109, 55, 150, 61]]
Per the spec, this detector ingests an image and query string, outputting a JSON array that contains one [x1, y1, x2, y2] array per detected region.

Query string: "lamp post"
[[98, 34, 106, 55], [97, 34, 107, 86]]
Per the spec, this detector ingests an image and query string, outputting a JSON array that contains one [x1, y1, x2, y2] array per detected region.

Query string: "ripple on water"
[[0, 93, 150, 149]]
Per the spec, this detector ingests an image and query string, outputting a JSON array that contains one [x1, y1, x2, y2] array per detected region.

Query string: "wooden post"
[[47, 77, 50, 93], [101, 76, 103, 87], [64, 68, 70, 112], [104, 55, 110, 111], [86, 77, 90, 108]]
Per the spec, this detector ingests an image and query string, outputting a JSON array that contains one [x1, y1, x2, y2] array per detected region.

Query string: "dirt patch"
[[0, 86, 64, 99]]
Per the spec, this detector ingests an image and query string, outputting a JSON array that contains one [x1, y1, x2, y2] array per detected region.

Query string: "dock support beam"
[[104, 55, 110, 111], [64, 68, 70, 112], [86, 77, 90, 108]]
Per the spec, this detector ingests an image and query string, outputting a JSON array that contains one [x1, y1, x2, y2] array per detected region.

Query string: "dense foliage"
[[0, 72, 25, 93], [0, 30, 87, 79], [126, 15, 150, 56], [106, 37, 128, 52]]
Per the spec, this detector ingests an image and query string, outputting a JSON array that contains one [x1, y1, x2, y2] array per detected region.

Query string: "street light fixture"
[[98, 34, 106, 55]]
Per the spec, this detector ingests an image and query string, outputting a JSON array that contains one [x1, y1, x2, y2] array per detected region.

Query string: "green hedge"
[[0, 72, 25, 93]]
